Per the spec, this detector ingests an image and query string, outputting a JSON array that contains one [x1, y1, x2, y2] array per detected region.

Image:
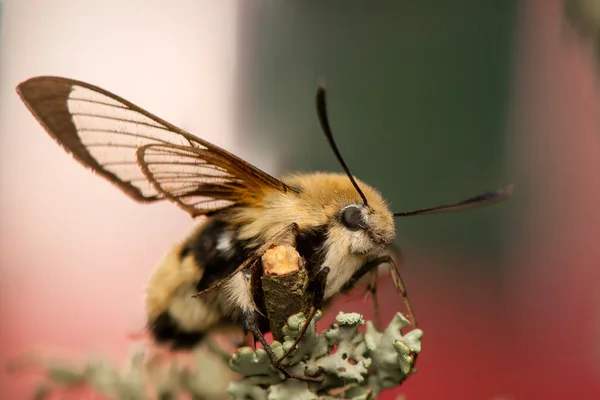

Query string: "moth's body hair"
[[145, 225, 220, 348], [231, 172, 394, 299], [145, 172, 395, 348], [146, 219, 256, 348]]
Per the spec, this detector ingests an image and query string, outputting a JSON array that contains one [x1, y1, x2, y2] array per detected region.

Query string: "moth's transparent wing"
[[137, 143, 249, 216], [17, 76, 292, 216]]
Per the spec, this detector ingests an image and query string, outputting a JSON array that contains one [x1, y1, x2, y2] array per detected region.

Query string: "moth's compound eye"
[[341, 205, 365, 231]]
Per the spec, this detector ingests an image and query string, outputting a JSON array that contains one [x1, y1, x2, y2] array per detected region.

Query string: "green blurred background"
[[240, 1, 516, 267]]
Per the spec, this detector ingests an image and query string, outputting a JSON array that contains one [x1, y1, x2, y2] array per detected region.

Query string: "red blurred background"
[[1, 0, 600, 399]]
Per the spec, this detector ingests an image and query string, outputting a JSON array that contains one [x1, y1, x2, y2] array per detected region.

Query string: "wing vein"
[[68, 97, 130, 110], [17, 76, 293, 216], [71, 112, 169, 131], [77, 129, 176, 145]]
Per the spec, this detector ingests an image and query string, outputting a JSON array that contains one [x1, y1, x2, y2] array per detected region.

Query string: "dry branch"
[[261, 244, 312, 342]]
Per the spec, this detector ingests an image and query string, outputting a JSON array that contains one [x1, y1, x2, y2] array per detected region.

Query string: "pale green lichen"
[[228, 311, 423, 400], [335, 312, 365, 326], [17, 340, 235, 400], [19, 312, 422, 399]]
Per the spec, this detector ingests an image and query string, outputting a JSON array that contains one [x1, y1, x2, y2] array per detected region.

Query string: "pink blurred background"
[[1, 0, 600, 399]]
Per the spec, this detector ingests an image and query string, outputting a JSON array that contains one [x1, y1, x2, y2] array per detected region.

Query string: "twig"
[[261, 244, 312, 342]]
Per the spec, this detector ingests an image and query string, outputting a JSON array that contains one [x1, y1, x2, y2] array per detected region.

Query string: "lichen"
[[17, 312, 422, 399], [14, 340, 236, 400], [228, 311, 423, 400]]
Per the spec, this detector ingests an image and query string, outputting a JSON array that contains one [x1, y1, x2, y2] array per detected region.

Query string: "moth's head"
[[327, 174, 395, 255], [286, 173, 395, 256], [337, 202, 395, 255]]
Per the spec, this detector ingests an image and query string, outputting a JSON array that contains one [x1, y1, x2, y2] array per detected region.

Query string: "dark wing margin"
[[16, 76, 294, 216]]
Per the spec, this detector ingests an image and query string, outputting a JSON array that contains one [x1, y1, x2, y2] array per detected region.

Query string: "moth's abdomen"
[[188, 219, 253, 292], [145, 218, 252, 350], [150, 308, 206, 350]]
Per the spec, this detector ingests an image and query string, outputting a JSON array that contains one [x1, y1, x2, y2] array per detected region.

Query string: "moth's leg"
[[243, 314, 324, 382], [342, 256, 386, 292], [276, 266, 330, 366], [343, 244, 405, 293], [342, 257, 387, 330], [343, 255, 417, 328], [365, 244, 405, 330], [366, 268, 383, 331], [385, 255, 418, 327]]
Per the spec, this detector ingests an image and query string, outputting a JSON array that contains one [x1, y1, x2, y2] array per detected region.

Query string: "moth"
[[17, 76, 512, 380]]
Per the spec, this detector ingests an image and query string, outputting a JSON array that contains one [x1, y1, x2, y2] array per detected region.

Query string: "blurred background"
[[1, 0, 599, 399]]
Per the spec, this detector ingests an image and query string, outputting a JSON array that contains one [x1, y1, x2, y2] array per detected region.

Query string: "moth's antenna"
[[394, 185, 513, 217], [316, 85, 369, 206]]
